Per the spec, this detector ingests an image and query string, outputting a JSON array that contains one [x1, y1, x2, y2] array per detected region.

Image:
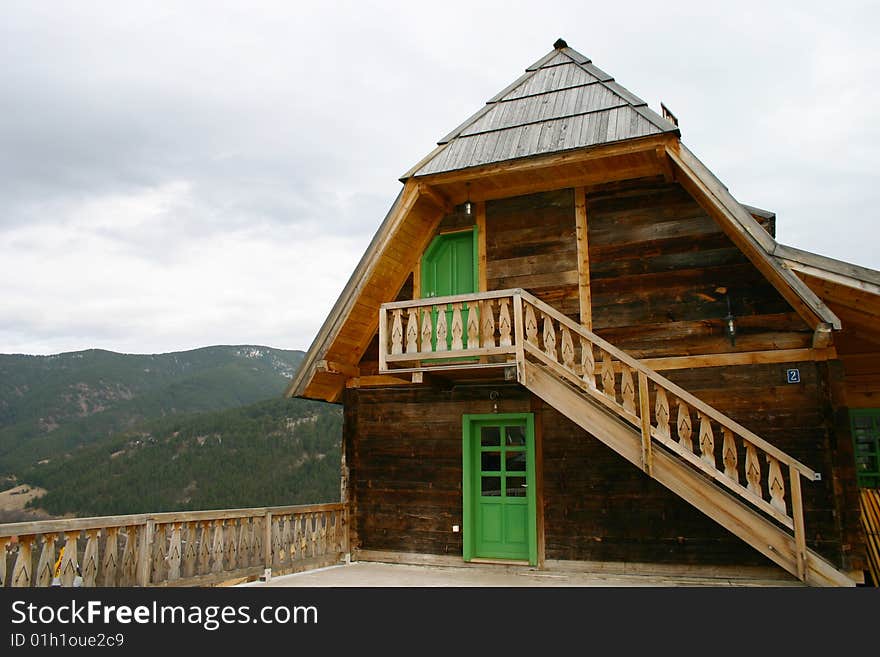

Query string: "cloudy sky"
[[2, 1, 878, 355]]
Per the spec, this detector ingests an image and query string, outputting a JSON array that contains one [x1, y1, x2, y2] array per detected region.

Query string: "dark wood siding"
[[587, 182, 812, 358], [486, 189, 580, 320], [344, 384, 530, 556], [343, 364, 861, 570]]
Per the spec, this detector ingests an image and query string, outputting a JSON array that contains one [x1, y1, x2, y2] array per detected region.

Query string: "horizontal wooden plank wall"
[[343, 365, 862, 570], [587, 182, 812, 358], [343, 385, 531, 556], [485, 189, 580, 321]]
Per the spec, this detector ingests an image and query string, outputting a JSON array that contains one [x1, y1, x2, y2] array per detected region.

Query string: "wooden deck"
[[242, 560, 804, 587]]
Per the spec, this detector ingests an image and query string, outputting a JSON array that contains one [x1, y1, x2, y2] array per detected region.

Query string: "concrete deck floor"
[[240, 560, 803, 587]]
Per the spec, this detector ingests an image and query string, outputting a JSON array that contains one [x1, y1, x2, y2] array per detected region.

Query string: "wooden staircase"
[[379, 289, 855, 586]]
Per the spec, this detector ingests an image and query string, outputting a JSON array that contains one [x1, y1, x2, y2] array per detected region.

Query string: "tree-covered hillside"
[[0, 345, 304, 474], [21, 397, 341, 517]]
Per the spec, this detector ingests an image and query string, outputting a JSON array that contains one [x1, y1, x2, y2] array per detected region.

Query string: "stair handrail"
[[515, 288, 818, 480]]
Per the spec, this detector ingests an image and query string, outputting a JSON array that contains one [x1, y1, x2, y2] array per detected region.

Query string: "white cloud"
[[1, 1, 878, 354]]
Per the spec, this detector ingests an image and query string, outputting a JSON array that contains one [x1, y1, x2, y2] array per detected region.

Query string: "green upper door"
[[463, 413, 537, 565], [421, 229, 478, 351]]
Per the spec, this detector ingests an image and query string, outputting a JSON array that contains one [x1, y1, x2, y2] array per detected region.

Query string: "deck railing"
[[380, 288, 818, 580], [0, 502, 346, 587]]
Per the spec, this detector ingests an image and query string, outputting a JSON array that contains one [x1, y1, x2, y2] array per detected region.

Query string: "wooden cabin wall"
[[586, 181, 813, 358], [342, 384, 530, 556], [485, 189, 581, 321], [343, 369, 863, 571]]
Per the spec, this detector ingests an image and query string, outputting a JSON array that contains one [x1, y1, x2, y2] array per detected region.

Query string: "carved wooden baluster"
[[722, 428, 739, 483], [224, 520, 238, 571], [560, 327, 575, 371], [120, 526, 139, 585], [390, 309, 403, 355], [466, 303, 479, 349], [101, 527, 119, 586], [580, 338, 595, 388], [655, 388, 670, 439], [0, 537, 10, 587], [698, 414, 716, 468], [284, 514, 296, 565], [197, 522, 212, 575], [543, 313, 557, 361], [498, 299, 512, 347], [210, 520, 224, 573], [238, 518, 251, 569], [435, 305, 448, 352], [405, 309, 419, 354], [296, 515, 305, 560], [59, 531, 79, 587], [420, 308, 433, 352], [676, 400, 692, 451], [481, 300, 496, 347], [451, 303, 464, 351], [11, 536, 33, 587], [272, 517, 283, 569], [767, 457, 786, 513], [289, 515, 300, 562], [620, 367, 636, 414], [166, 523, 182, 582], [181, 523, 197, 579], [81, 529, 100, 587], [524, 304, 539, 347], [35, 533, 57, 586], [600, 352, 616, 400], [319, 513, 328, 555], [745, 442, 762, 497], [309, 514, 319, 557], [252, 517, 263, 567], [150, 524, 167, 584]]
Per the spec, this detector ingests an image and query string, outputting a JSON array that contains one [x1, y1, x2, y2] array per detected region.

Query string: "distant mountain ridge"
[[0, 345, 305, 478]]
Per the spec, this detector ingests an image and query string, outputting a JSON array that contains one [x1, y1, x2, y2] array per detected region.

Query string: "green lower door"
[[463, 414, 537, 564]]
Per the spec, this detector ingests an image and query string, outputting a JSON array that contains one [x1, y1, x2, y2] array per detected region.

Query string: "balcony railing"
[[0, 502, 346, 587]]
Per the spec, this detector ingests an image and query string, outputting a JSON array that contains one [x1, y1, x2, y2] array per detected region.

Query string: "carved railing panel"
[[0, 503, 345, 587]]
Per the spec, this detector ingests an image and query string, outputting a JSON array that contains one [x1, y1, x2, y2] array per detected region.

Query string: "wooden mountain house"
[[287, 40, 879, 586]]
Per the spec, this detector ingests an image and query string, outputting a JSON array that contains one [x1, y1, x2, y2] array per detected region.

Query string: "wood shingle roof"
[[404, 43, 679, 179]]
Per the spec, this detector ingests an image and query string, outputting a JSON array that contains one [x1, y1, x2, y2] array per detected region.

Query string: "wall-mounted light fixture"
[[717, 287, 736, 346], [489, 390, 500, 413], [464, 183, 473, 216]]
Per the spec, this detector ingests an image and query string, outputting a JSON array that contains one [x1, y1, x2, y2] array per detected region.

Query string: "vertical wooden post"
[[378, 307, 388, 372], [137, 520, 155, 587], [638, 372, 653, 476], [263, 511, 273, 571], [476, 201, 487, 293], [789, 465, 807, 582], [513, 293, 526, 383], [530, 396, 546, 570], [574, 186, 593, 331]]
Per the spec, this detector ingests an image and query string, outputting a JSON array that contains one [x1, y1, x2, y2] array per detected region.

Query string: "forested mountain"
[[0, 345, 303, 474], [21, 397, 341, 517], [0, 346, 343, 520]]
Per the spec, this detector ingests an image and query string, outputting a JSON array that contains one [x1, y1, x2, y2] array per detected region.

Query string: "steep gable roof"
[[402, 41, 679, 179]]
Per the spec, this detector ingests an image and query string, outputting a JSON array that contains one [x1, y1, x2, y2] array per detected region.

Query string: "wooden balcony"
[[0, 503, 345, 587]]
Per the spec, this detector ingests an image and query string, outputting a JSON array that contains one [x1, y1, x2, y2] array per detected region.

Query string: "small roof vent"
[[553, 38, 568, 49], [661, 102, 679, 127]]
